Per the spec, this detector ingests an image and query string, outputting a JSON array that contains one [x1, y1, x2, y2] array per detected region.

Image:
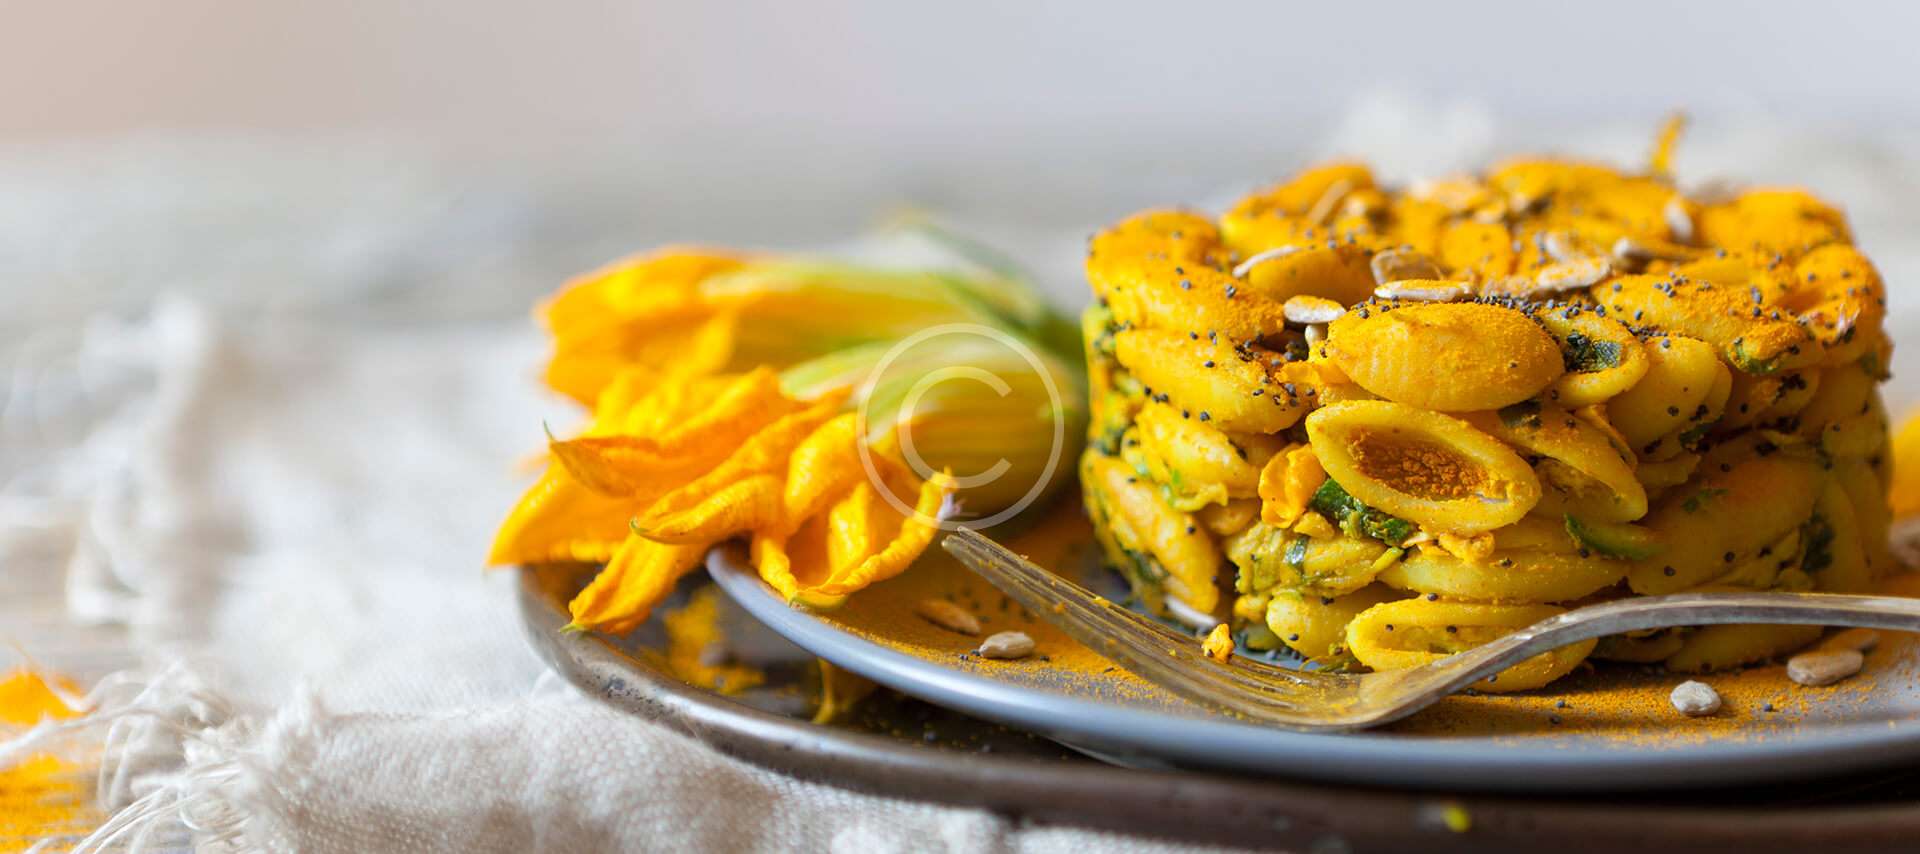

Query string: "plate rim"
[[519, 563, 1920, 849], [702, 544, 1920, 792]]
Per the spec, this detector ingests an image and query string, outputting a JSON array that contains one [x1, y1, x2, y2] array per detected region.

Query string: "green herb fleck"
[[1680, 487, 1728, 513], [1283, 536, 1309, 571], [1564, 515, 1661, 560], [1308, 478, 1413, 545], [1498, 400, 1543, 429], [1801, 513, 1836, 573], [1677, 422, 1715, 447], [1563, 332, 1624, 372]]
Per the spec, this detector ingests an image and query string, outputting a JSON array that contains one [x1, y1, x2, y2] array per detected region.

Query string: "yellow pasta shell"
[[1344, 599, 1596, 692], [1597, 274, 1818, 374], [1697, 188, 1850, 259], [1627, 452, 1823, 595], [1810, 480, 1872, 594], [1223, 522, 1387, 599], [1112, 327, 1315, 434], [1666, 625, 1825, 673], [1605, 335, 1725, 449], [1380, 547, 1628, 604], [1131, 402, 1283, 505], [1082, 453, 1222, 614], [1240, 244, 1377, 307], [1436, 220, 1516, 277], [1469, 405, 1646, 522], [1306, 401, 1541, 535], [1324, 303, 1562, 412], [1535, 307, 1649, 407], [1221, 162, 1376, 254], [1788, 244, 1886, 365], [1264, 583, 1402, 660]]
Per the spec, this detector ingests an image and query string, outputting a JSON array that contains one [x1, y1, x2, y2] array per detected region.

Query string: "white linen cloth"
[[1, 300, 1238, 852], [3, 109, 1919, 852]]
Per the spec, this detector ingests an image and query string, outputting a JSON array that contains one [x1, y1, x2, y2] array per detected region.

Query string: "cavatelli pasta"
[[1345, 599, 1597, 692], [1080, 130, 1897, 692], [1307, 401, 1541, 535]]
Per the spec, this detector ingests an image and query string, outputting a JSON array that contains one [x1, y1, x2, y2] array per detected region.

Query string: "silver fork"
[[942, 527, 1920, 731]]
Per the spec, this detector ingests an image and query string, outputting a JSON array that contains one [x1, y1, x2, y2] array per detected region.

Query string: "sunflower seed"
[[1508, 190, 1549, 215], [1164, 596, 1220, 631], [1231, 245, 1305, 279], [1469, 198, 1510, 224], [1664, 196, 1696, 242], [1612, 235, 1694, 265], [1369, 248, 1442, 285], [1531, 257, 1612, 294], [1340, 190, 1385, 220], [916, 598, 981, 636], [1374, 279, 1471, 302], [1669, 680, 1722, 716], [1304, 323, 1327, 346], [1687, 179, 1743, 206], [1304, 178, 1355, 226], [1542, 231, 1585, 263], [976, 630, 1035, 660], [1787, 648, 1863, 686], [1409, 175, 1485, 212], [1283, 295, 1346, 325]]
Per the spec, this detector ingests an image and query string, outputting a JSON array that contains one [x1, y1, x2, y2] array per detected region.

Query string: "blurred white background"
[[3, 0, 1918, 328]]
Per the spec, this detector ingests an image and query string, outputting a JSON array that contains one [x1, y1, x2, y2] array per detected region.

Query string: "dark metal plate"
[[520, 563, 1920, 852]]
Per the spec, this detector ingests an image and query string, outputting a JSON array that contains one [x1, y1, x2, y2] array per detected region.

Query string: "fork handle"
[[1520, 591, 1920, 637], [1392, 591, 1920, 709]]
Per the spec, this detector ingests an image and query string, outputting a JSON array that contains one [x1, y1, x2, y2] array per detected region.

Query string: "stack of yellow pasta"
[[1081, 143, 1894, 690]]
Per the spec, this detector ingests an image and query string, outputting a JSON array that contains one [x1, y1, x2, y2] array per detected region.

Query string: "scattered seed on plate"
[[977, 630, 1035, 660], [1669, 680, 1722, 716], [1820, 627, 1880, 654], [1283, 295, 1345, 325], [916, 598, 981, 636], [1374, 279, 1471, 302], [1787, 648, 1863, 687]]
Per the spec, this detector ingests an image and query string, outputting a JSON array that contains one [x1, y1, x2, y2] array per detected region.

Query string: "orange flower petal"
[[566, 534, 709, 634], [541, 249, 743, 334], [550, 368, 807, 499], [752, 467, 954, 607], [636, 473, 786, 544], [811, 470, 953, 598], [488, 465, 639, 566], [637, 391, 848, 524], [781, 413, 866, 526], [547, 435, 714, 499]]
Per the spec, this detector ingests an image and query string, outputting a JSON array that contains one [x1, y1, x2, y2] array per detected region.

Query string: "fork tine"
[[941, 528, 1333, 717], [941, 530, 1335, 713], [943, 529, 1192, 643]]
